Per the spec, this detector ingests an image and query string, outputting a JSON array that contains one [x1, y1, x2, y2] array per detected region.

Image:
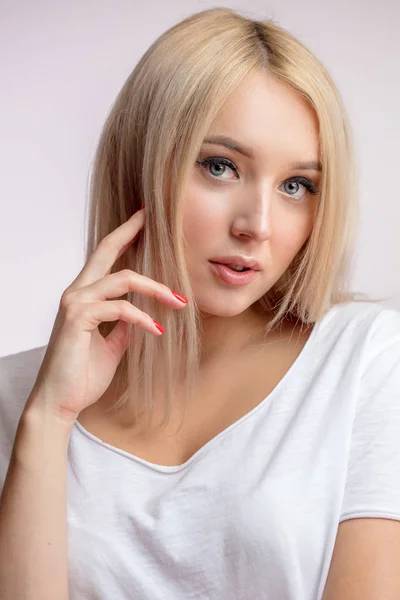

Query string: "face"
[[182, 71, 321, 320]]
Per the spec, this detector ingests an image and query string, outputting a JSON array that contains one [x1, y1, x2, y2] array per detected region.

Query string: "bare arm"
[[0, 394, 75, 600], [0, 207, 186, 598]]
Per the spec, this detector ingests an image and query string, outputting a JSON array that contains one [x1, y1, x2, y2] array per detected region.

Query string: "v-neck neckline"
[[73, 304, 336, 473]]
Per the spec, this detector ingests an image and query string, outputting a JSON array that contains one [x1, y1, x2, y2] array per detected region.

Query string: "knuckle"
[[98, 233, 113, 247], [117, 268, 172, 300], [63, 301, 81, 323], [115, 299, 131, 318], [119, 299, 131, 311], [60, 289, 75, 308], [98, 234, 116, 253], [152, 283, 172, 300], [161, 283, 172, 295], [121, 268, 135, 279], [121, 269, 169, 297], [118, 300, 148, 325]]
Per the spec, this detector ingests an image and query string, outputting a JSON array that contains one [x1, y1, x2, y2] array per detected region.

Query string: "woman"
[[1, 7, 400, 599]]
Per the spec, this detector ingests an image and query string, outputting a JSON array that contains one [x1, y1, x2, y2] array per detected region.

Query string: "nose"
[[230, 183, 272, 242]]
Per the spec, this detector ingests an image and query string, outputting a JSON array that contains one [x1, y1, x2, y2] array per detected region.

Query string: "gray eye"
[[196, 157, 239, 180], [280, 177, 314, 202], [284, 181, 303, 195], [209, 163, 226, 177]]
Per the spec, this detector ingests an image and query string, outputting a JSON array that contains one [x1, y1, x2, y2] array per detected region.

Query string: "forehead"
[[205, 72, 320, 166]]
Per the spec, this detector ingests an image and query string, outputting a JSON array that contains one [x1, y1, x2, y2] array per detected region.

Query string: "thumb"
[[105, 319, 130, 365]]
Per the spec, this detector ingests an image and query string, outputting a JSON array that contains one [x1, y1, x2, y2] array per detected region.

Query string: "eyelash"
[[196, 156, 320, 200]]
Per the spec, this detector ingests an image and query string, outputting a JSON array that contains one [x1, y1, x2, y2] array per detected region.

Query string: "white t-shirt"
[[1, 300, 400, 600]]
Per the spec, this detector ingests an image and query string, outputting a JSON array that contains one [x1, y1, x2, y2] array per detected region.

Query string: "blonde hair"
[[84, 7, 387, 434]]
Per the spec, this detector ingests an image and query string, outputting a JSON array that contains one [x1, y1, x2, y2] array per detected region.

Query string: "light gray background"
[[1, 0, 399, 357]]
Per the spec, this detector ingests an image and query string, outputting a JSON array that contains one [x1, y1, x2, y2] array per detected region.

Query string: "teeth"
[[227, 264, 247, 272]]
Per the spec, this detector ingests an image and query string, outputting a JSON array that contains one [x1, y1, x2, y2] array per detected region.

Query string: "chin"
[[196, 295, 256, 318]]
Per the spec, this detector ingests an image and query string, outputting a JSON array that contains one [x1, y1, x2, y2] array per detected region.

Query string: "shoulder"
[[324, 305, 400, 598], [326, 299, 399, 325], [303, 300, 400, 388], [319, 300, 400, 348]]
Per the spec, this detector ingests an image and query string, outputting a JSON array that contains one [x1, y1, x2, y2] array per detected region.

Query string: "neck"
[[198, 305, 277, 364]]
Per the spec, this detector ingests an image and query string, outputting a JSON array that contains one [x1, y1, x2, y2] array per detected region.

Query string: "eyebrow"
[[202, 135, 322, 172]]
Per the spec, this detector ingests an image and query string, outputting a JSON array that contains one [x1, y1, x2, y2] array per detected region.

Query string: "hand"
[[25, 208, 188, 424]]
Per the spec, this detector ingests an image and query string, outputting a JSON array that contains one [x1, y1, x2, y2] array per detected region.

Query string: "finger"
[[104, 318, 130, 364], [69, 209, 145, 291], [65, 269, 188, 309], [65, 299, 164, 336]]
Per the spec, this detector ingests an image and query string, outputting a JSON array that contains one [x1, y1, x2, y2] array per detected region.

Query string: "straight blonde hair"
[[84, 7, 386, 434]]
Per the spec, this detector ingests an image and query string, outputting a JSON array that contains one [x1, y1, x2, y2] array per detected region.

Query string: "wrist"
[[11, 405, 73, 471], [23, 391, 78, 432]]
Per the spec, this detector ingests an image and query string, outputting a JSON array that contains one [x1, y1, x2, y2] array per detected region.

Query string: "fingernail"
[[153, 320, 165, 333], [171, 291, 188, 303]]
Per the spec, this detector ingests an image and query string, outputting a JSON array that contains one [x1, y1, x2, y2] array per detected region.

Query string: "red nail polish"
[[153, 320, 165, 333], [171, 291, 188, 303]]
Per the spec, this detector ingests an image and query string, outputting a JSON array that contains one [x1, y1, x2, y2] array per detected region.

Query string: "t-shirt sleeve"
[[339, 307, 400, 522]]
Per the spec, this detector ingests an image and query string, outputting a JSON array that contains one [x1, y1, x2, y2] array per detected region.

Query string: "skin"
[[60, 75, 400, 600], [78, 70, 322, 435], [182, 70, 321, 361]]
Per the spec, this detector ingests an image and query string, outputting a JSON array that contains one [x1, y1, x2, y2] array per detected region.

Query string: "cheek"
[[274, 215, 313, 259], [182, 192, 224, 247], [182, 215, 203, 250]]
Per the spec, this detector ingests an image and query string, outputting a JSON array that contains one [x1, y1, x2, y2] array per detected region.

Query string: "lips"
[[209, 256, 261, 271], [210, 262, 251, 272], [209, 261, 259, 286]]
